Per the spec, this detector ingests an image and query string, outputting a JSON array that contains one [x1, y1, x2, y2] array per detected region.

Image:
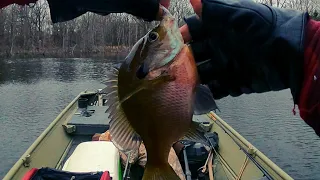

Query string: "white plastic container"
[[62, 141, 120, 180]]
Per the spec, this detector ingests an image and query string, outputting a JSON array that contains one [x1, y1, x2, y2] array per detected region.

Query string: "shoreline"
[[0, 46, 131, 59]]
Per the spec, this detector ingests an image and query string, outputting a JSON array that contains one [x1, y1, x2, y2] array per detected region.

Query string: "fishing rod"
[[206, 113, 274, 180], [123, 152, 132, 180], [182, 142, 193, 180]]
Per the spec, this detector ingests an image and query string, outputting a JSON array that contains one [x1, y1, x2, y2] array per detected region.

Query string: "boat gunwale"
[[209, 112, 294, 180], [3, 91, 96, 180]]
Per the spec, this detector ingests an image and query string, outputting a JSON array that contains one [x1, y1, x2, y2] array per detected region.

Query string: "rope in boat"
[[208, 152, 214, 180], [211, 146, 232, 180], [205, 133, 232, 180], [207, 112, 274, 180], [236, 145, 251, 180], [199, 149, 215, 180]]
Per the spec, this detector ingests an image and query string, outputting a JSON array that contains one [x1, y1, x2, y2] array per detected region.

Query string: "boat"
[[3, 90, 294, 180]]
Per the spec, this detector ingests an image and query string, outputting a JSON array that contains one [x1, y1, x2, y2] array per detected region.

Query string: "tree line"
[[0, 0, 318, 58]]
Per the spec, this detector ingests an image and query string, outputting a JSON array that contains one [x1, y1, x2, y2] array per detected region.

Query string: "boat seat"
[[66, 106, 111, 135], [62, 141, 120, 180]]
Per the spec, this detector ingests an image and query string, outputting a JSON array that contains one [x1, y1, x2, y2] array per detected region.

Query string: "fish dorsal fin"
[[193, 84, 220, 115], [180, 121, 210, 147], [102, 68, 142, 153]]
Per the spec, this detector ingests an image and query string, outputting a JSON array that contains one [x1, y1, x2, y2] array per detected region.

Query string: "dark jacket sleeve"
[[0, 0, 15, 9], [47, 0, 160, 23], [184, 0, 309, 104], [0, 0, 37, 9]]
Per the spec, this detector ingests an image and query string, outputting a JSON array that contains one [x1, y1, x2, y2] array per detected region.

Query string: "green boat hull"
[[3, 90, 293, 180]]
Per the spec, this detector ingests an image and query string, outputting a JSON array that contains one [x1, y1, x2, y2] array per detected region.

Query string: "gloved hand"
[[47, 0, 170, 23], [181, 0, 308, 104]]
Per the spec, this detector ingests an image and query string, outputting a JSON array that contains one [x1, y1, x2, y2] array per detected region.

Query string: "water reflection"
[[0, 59, 5, 83], [53, 59, 77, 82], [0, 59, 44, 84], [0, 58, 118, 85]]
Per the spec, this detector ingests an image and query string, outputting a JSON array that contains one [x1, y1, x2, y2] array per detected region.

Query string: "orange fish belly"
[[122, 45, 198, 165]]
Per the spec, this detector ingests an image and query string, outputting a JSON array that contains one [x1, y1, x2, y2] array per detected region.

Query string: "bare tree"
[[0, 0, 319, 58]]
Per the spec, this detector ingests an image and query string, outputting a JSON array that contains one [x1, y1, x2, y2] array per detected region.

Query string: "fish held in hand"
[[102, 6, 219, 180]]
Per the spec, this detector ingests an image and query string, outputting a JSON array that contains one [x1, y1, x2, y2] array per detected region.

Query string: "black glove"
[[47, 0, 160, 23], [184, 0, 309, 104]]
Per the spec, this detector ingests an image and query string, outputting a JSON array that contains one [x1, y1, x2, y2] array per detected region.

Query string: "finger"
[[190, 0, 202, 17], [180, 24, 192, 43], [160, 0, 170, 8]]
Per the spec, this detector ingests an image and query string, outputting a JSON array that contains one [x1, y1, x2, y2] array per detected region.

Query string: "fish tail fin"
[[142, 163, 180, 180]]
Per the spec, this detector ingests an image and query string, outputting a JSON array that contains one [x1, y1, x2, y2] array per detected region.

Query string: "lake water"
[[0, 58, 319, 179]]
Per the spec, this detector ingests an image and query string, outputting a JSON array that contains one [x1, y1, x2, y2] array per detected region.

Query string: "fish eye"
[[148, 32, 159, 42]]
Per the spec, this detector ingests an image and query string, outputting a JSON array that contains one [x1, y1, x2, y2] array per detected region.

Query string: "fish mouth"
[[159, 5, 183, 44], [134, 6, 183, 78], [159, 5, 176, 29], [160, 5, 172, 18]]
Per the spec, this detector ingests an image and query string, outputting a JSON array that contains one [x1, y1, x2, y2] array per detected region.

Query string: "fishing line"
[[209, 117, 274, 180], [205, 136, 231, 180], [201, 127, 231, 179]]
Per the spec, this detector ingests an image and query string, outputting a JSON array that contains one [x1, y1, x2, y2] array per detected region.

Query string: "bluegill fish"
[[102, 6, 218, 180]]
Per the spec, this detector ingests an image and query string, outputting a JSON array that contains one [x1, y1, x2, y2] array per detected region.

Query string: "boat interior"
[[57, 91, 220, 180], [3, 90, 294, 180]]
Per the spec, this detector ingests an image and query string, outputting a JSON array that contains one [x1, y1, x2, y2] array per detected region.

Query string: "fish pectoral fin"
[[146, 73, 175, 87], [180, 121, 209, 147], [193, 84, 220, 115], [118, 85, 145, 105], [118, 73, 175, 106]]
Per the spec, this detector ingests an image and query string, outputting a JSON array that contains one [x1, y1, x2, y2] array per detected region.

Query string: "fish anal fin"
[[143, 163, 180, 180], [193, 84, 220, 115], [180, 121, 209, 146]]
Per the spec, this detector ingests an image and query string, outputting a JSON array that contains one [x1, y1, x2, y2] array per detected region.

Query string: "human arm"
[[47, 0, 169, 23], [0, 0, 37, 9], [182, 0, 308, 102], [181, 0, 320, 136], [0, 0, 170, 23]]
